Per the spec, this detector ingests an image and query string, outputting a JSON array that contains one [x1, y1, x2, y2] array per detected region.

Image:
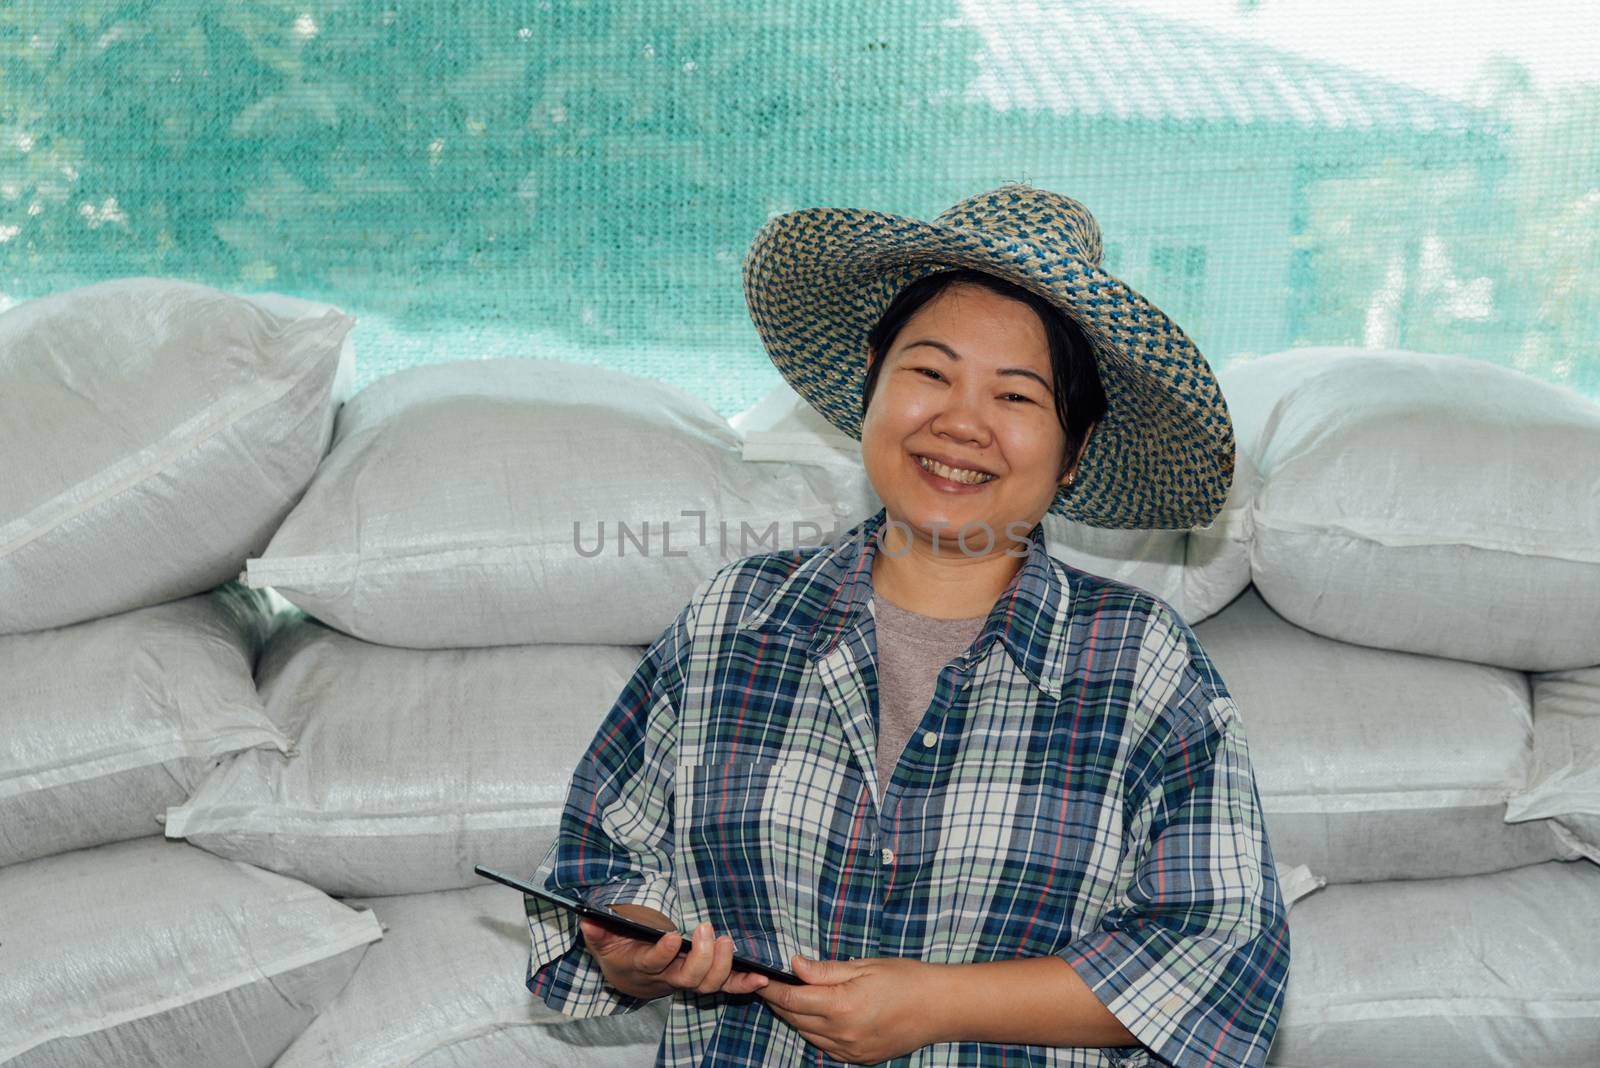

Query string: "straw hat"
[[741, 183, 1235, 529]]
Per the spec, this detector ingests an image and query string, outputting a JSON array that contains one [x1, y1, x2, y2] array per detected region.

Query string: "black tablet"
[[476, 864, 802, 984]]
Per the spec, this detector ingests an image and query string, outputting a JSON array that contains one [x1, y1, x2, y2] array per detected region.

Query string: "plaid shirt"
[[526, 508, 1289, 1067]]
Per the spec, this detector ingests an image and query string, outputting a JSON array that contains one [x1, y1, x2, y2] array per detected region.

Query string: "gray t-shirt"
[[871, 591, 988, 803]]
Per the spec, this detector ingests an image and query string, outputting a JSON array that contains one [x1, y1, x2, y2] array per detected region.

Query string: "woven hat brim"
[[743, 206, 1235, 530]]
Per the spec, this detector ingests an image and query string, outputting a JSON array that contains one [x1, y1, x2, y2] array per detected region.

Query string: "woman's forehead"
[[909, 285, 1045, 334], [891, 292, 1052, 370]]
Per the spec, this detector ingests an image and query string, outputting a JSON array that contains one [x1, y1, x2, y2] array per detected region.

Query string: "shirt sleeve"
[[1055, 603, 1291, 1068], [525, 596, 694, 1018]]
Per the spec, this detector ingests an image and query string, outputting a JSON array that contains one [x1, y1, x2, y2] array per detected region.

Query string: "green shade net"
[[3, 1, 1597, 415]]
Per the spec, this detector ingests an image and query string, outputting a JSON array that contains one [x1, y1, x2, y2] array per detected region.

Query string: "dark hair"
[[860, 269, 1108, 483]]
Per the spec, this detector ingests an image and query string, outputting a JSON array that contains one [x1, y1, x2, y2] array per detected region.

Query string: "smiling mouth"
[[914, 454, 997, 485]]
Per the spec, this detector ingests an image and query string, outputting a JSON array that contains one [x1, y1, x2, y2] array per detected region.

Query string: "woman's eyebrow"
[[901, 339, 1051, 390]]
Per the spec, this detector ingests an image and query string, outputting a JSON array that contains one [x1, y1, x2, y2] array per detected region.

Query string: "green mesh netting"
[[3, 1, 1596, 415]]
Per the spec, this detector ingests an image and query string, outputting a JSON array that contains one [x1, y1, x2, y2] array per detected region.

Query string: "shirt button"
[[921, 731, 938, 748], [881, 848, 895, 866]]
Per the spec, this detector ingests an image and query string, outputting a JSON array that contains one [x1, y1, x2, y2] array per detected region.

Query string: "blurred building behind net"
[[3, 0, 1596, 412]]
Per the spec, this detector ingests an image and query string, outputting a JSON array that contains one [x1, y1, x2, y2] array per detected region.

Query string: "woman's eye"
[[907, 368, 1032, 404]]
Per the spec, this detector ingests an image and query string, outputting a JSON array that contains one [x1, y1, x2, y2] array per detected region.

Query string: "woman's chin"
[[884, 503, 1001, 542]]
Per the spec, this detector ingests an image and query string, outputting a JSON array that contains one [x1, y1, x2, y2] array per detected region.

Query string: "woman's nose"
[[929, 387, 989, 441]]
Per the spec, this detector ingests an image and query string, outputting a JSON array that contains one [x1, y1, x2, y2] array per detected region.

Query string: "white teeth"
[[917, 455, 995, 485]]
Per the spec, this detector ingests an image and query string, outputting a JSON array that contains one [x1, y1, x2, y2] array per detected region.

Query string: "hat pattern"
[[742, 184, 1234, 530]]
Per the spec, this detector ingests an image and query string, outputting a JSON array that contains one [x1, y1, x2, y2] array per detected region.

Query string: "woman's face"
[[861, 283, 1080, 552]]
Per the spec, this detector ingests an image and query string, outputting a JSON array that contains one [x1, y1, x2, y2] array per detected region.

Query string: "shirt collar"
[[739, 508, 1074, 700]]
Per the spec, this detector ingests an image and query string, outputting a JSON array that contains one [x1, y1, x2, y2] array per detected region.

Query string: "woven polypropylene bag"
[[244, 290, 359, 408], [0, 582, 287, 866], [0, 836, 382, 1068], [164, 612, 654, 895], [1221, 346, 1600, 672], [1267, 860, 1600, 1066], [1196, 586, 1574, 883], [274, 884, 670, 1068], [244, 358, 853, 649], [0, 277, 353, 634], [1505, 665, 1600, 864]]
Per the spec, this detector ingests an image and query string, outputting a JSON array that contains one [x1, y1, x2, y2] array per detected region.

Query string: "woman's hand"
[[755, 954, 942, 1064], [579, 912, 771, 1002]]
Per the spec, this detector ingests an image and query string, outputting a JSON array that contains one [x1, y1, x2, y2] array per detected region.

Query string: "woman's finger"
[[696, 934, 736, 993], [721, 969, 769, 995], [582, 917, 677, 981], [578, 917, 621, 954], [670, 922, 714, 987], [637, 928, 684, 974]]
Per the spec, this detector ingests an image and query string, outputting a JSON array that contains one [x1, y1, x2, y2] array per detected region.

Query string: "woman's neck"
[[869, 529, 1027, 620]]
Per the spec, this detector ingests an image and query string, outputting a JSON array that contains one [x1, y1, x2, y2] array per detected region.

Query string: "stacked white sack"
[[164, 610, 657, 896], [0, 278, 354, 634], [1214, 348, 1600, 1062], [185, 358, 866, 892], [0, 282, 356, 860], [181, 362, 1254, 895], [0, 279, 377, 1068], [0, 836, 381, 1068], [0, 583, 289, 866], [272, 884, 673, 1068], [161, 359, 869, 1057], [1220, 347, 1600, 672], [1265, 860, 1600, 1067], [1506, 666, 1600, 863], [1195, 587, 1577, 883], [242, 359, 859, 649]]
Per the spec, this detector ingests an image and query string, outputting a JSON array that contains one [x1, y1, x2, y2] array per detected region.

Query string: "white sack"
[[0, 277, 353, 634], [732, 384, 892, 544], [1221, 347, 1600, 671], [244, 359, 850, 649], [274, 884, 669, 1068], [164, 612, 647, 895], [0, 836, 382, 1068], [0, 582, 288, 866], [1505, 665, 1600, 863], [1266, 859, 1600, 1067], [1195, 586, 1574, 882], [732, 381, 1252, 624], [1274, 863, 1326, 910], [243, 290, 358, 407], [732, 378, 864, 467]]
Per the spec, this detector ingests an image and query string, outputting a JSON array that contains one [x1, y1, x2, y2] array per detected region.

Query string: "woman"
[[526, 185, 1289, 1067]]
